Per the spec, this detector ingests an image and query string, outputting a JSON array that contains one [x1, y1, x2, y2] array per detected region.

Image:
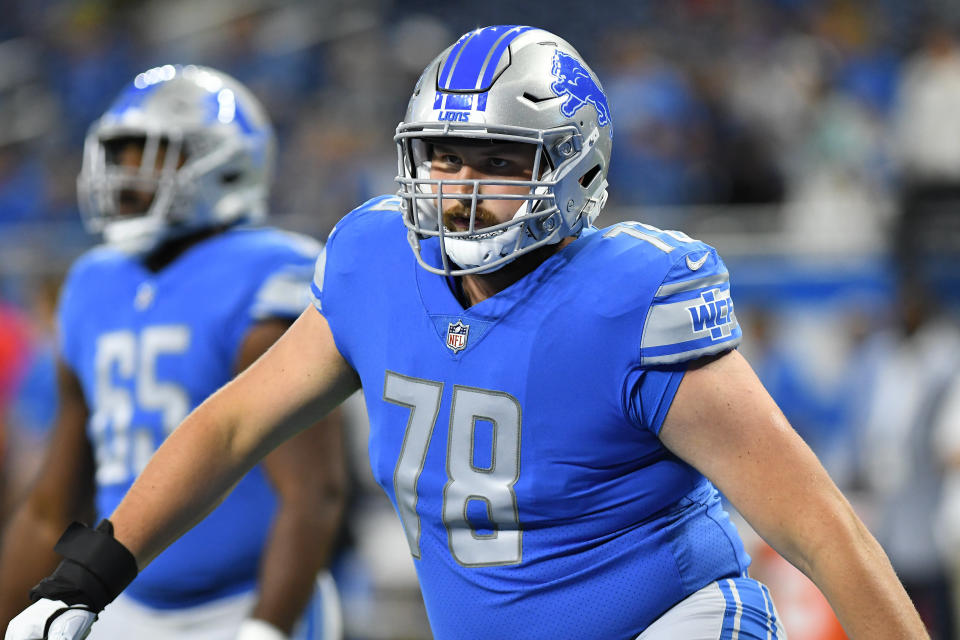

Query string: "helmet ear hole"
[[579, 164, 602, 187], [521, 91, 552, 104], [221, 171, 242, 184]]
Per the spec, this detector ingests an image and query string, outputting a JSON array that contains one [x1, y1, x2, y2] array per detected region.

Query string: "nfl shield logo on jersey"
[[446, 320, 470, 353]]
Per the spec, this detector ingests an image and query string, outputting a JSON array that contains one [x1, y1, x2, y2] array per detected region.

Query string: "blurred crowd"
[[3, 0, 960, 638], [4, 0, 960, 254]]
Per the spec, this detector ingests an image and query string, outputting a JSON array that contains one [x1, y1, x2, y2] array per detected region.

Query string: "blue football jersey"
[[58, 227, 320, 608], [312, 196, 750, 638]]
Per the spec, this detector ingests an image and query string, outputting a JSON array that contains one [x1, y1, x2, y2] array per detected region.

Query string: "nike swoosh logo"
[[686, 253, 709, 271]]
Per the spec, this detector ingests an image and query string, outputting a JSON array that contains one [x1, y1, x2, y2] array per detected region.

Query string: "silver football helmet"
[[77, 65, 275, 252], [395, 25, 613, 275]]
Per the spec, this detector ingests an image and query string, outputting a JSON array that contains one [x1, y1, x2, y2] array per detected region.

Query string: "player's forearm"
[[109, 389, 264, 569], [772, 498, 928, 639], [731, 439, 926, 638], [251, 492, 345, 633], [109, 332, 326, 569]]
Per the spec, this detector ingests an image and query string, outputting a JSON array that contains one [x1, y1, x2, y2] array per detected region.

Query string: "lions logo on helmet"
[[77, 65, 275, 252], [395, 26, 613, 276], [550, 50, 612, 131]]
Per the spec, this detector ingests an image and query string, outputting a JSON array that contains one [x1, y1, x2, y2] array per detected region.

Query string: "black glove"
[[29, 520, 138, 613]]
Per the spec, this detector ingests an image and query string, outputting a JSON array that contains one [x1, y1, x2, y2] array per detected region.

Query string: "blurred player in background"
[[0, 65, 346, 640], [7, 27, 927, 640]]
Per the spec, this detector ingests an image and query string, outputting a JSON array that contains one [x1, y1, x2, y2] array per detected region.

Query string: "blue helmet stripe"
[[437, 30, 477, 91], [443, 94, 474, 110], [203, 90, 256, 135], [106, 82, 164, 118], [476, 26, 532, 89], [443, 28, 497, 90], [443, 25, 528, 92]]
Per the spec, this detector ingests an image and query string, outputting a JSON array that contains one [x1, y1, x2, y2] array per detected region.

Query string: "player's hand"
[[14, 519, 137, 640], [235, 618, 288, 640], [4, 599, 96, 640]]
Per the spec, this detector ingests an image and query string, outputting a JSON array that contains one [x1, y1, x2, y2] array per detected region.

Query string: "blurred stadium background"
[[2, 0, 960, 638]]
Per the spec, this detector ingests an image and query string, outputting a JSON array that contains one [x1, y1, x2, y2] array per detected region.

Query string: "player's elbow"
[[275, 484, 346, 546], [305, 473, 348, 520], [278, 466, 347, 521], [315, 481, 347, 528]]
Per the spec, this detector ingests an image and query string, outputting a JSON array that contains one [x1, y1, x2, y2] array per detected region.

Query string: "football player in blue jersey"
[[6, 27, 926, 640], [0, 66, 346, 640]]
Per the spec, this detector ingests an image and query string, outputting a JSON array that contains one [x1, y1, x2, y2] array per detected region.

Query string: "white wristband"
[[236, 618, 289, 640]]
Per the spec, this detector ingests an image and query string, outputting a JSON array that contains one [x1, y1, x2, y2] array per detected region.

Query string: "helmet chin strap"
[[102, 207, 204, 256], [442, 195, 563, 272], [103, 216, 169, 254], [444, 224, 523, 273]]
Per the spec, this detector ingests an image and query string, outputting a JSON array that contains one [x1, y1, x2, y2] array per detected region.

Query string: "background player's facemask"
[[77, 65, 276, 253], [92, 134, 187, 230], [395, 25, 613, 276]]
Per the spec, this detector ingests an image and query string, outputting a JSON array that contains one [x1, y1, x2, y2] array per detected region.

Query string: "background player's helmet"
[[77, 65, 275, 251], [395, 25, 613, 275]]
